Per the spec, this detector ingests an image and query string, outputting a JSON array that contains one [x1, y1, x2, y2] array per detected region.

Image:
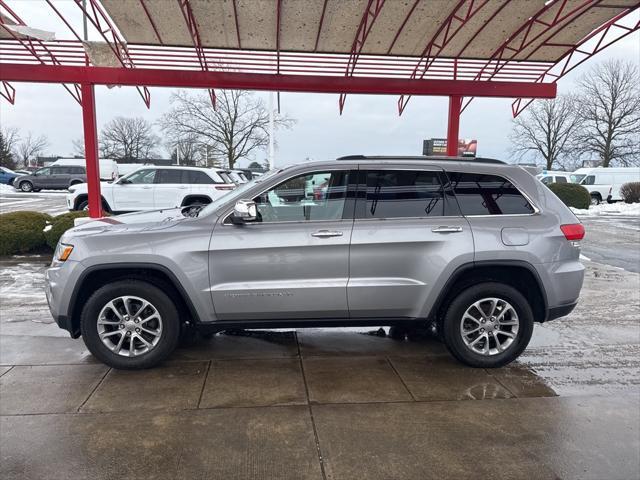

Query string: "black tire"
[[590, 193, 601, 206], [19, 181, 33, 192], [77, 200, 89, 211], [80, 280, 180, 369], [442, 282, 534, 368], [32, 188, 41, 192]]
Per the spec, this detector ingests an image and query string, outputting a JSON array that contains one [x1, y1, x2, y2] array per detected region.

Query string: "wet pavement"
[[1, 226, 639, 478]]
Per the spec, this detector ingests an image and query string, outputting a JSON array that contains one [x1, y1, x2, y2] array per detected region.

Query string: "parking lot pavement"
[[1, 217, 639, 479], [0, 190, 68, 216], [579, 216, 640, 273]]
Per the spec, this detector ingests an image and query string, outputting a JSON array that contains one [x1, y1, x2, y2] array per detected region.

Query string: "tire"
[[590, 194, 601, 206], [19, 181, 33, 192], [442, 282, 534, 368], [80, 280, 181, 369], [77, 200, 89, 211]]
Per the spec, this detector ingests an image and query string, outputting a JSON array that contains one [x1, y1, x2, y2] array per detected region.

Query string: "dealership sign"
[[423, 139, 477, 157]]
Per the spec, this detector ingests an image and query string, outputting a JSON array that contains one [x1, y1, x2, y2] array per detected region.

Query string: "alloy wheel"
[[460, 297, 519, 356], [97, 296, 163, 357]]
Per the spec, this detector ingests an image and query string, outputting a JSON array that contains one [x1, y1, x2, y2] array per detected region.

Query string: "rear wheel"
[[19, 181, 33, 192], [442, 282, 534, 368], [80, 280, 180, 369]]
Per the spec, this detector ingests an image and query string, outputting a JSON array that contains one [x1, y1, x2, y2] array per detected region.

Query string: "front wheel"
[[442, 282, 534, 368], [590, 194, 601, 206], [80, 280, 181, 369]]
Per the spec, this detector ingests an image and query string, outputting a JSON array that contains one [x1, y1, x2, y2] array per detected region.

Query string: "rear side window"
[[70, 166, 85, 174], [363, 170, 444, 218], [155, 169, 183, 184], [448, 172, 534, 215], [185, 170, 217, 184]]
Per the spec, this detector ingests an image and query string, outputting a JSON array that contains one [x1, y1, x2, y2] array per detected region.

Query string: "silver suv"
[[45, 156, 585, 369]]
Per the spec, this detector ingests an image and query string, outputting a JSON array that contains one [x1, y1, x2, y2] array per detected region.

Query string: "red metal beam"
[[397, 0, 490, 115], [512, 6, 640, 117], [339, 0, 386, 113], [0, 80, 15, 104], [447, 95, 461, 156], [73, 0, 151, 108], [314, 0, 329, 52], [81, 83, 103, 218], [461, 0, 598, 112], [177, 0, 216, 108], [0, 63, 557, 99]]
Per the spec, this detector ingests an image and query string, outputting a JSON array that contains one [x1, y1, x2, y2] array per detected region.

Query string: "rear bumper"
[[546, 301, 578, 322]]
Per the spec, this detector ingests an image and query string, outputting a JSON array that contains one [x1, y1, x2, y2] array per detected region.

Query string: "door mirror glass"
[[232, 199, 257, 224]]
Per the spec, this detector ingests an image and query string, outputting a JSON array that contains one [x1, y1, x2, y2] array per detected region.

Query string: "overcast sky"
[[0, 1, 638, 168]]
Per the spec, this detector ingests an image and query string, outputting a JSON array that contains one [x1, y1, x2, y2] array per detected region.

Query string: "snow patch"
[[571, 202, 640, 217]]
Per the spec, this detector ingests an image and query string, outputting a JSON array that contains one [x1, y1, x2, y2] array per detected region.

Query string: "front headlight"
[[54, 243, 74, 262]]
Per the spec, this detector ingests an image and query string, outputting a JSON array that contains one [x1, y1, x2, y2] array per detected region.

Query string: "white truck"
[[571, 167, 640, 204], [67, 165, 235, 213], [536, 170, 573, 185]]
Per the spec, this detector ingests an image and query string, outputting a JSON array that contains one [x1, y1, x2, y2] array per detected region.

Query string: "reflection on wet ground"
[[1, 256, 639, 479]]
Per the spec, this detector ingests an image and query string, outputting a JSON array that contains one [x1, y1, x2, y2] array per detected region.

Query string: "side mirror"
[[231, 199, 257, 224]]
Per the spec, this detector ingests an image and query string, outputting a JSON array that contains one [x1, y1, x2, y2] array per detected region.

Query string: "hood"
[[67, 208, 188, 237]]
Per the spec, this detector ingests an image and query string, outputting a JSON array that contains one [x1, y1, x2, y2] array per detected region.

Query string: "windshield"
[[198, 169, 279, 217]]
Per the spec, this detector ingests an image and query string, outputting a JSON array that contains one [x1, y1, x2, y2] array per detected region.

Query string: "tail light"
[[560, 223, 585, 241]]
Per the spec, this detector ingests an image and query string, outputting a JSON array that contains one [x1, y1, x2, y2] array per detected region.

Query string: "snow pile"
[[571, 202, 640, 216], [0, 183, 17, 194]]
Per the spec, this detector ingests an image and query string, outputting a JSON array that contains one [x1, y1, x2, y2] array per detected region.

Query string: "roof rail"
[[336, 155, 506, 165]]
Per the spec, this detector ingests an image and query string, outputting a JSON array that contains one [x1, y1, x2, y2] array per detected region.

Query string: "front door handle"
[[311, 230, 343, 238], [432, 226, 463, 233]]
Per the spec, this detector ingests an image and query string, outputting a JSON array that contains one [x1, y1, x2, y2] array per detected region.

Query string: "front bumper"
[[45, 259, 84, 338]]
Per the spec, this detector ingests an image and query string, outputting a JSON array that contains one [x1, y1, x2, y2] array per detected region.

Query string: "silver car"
[[45, 156, 585, 369]]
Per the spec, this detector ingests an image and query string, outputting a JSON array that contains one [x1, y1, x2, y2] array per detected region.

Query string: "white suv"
[[67, 166, 236, 213]]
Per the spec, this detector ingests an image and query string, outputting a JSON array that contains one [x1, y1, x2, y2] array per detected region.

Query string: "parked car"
[[14, 165, 87, 192], [66, 165, 236, 212], [46, 156, 585, 370], [0, 166, 21, 185], [572, 167, 640, 204], [51, 158, 119, 181], [536, 170, 572, 185], [229, 169, 250, 184]]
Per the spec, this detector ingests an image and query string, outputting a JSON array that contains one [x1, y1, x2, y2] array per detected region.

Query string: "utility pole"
[[268, 91, 275, 170]]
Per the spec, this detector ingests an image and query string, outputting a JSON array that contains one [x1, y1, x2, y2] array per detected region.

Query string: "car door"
[[208, 168, 354, 320], [153, 169, 188, 209], [348, 167, 473, 319], [32, 167, 52, 189], [50, 166, 71, 188], [111, 168, 156, 211]]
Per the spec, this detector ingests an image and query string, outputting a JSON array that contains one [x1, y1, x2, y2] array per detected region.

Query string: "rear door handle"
[[311, 230, 343, 238], [432, 226, 463, 233]]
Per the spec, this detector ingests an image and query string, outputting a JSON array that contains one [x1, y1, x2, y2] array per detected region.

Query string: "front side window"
[[36, 167, 51, 176], [253, 170, 349, 222], [363, 170, 444, 218], [581, 175, 595, 185], [448, 172, 534, 215], [124, 169, 156, 184]]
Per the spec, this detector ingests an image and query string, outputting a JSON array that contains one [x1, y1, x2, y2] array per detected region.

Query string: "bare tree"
[[71, 137, 85, 157], [509, 95, 582, 170], [99, 117, 160, 161], [575, 59, 640, 167], [16, 132, 49, 168], [164, 132, 203, 166], [159, 90, 294, 169], [0, 126, 19, 169]]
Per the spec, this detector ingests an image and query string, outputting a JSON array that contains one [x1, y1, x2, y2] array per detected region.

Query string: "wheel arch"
[[180, 194, 213, 207], [73, 193, 112, 212], [68, 263, 201, 337], [429, 260, 548, 325]]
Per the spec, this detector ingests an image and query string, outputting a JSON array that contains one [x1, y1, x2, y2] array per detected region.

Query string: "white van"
[[572, 167, 640, 204], [51, 158, 119, 181], [536, 170, 573, 185]]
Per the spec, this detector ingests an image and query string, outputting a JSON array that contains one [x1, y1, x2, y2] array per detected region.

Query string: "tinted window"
[[71, 166, 85, 174], [254, 171, 349, 222], [556, 176, 567, 183], [363, 170, 444, 218], [448, 172, 534, 215], [155, 169, 183, 184], [35, 167, 51, 176], [186, 170, 216, 184], [52, 167, 69, 174], [125, 169, 156, 184]]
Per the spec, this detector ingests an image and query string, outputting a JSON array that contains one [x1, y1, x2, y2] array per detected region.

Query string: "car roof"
[[336, 155, 506, 165]]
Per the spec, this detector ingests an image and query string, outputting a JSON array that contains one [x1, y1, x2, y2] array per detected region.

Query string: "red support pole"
[[81, 83, 103, 218], [447, 95, 461, 157]]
